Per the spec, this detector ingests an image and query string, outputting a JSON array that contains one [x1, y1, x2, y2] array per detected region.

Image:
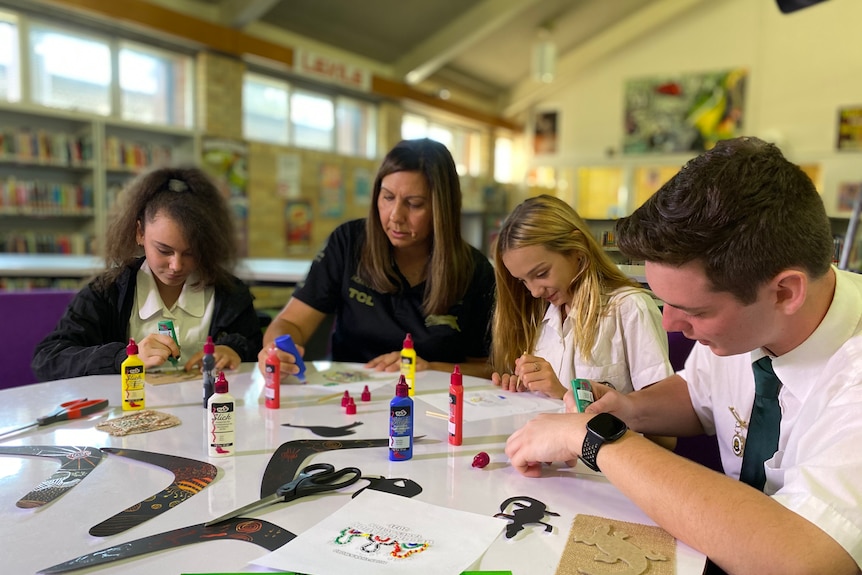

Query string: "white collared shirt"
[[129, 261, 215, 362], [533, 286, 672, 394], [684, 268, 862, 563]]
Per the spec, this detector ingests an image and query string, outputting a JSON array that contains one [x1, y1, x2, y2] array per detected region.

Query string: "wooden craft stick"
[[425, 410, 449, 420], [315, 391, 345, 404]]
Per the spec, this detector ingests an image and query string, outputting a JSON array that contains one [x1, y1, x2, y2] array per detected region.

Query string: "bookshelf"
[[0, 103, 199, 261]]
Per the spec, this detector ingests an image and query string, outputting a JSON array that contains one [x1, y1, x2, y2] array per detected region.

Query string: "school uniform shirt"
[[129, 261, 215, 362], [683, 268, 862, 565], [533, 286, 672, 394], [31, 257, 262, 381], [292, 219, 495, 364]]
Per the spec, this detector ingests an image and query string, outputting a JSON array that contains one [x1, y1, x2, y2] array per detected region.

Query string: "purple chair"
[[0, 289, 77, 389], [667, 331, 724, 473]]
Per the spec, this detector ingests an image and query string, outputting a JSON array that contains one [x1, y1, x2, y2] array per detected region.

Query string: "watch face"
[[587, 413, 627, 440]]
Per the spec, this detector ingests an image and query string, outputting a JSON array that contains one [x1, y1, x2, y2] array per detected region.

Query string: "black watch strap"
[[580, 433, 603, 472]]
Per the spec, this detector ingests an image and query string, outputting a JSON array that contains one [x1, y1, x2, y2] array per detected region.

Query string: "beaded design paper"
[[96, 410, 181, 436], [555, 514, 674, 575]]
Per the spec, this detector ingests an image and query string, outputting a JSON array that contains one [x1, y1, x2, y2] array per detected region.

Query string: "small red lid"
[[215, 371, 229, 394], [346, 397, 357, 415], [126, 338, 139, 355], [204, 335, 215, 354], [395, 375, 409, 397], [451, 364, 462, 387], [402, 333, 413, 349]]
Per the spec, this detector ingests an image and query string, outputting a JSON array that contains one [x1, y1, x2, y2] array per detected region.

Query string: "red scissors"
[[0, 398, 109, 438]]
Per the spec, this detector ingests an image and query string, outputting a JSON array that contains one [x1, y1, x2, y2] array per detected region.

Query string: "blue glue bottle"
[[389, 374, 413, 461], [202, 335, 216, 408], [275, 334, 306, 382]]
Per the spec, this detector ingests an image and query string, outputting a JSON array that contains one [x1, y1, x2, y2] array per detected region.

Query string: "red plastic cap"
[[126, 338, 139, 355], [346, 397, 357, 415], [215, 371, 229, 394], [402, 333, 413, 349], [204, 335, 215, 354], [451, 364, 462, 386], [361, 385, 371, 402], [341, 390, 351, 407], [395, 375, 409, 397]]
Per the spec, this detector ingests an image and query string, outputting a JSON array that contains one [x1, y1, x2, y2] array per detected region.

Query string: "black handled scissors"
[[204, 463, 362, 526], [0, 398, 110, 438]]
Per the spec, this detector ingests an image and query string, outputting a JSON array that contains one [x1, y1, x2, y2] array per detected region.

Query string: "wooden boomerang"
[[38, 517, 295, 574], [88, 447, 217, 537], [0, 445, 103, 508]]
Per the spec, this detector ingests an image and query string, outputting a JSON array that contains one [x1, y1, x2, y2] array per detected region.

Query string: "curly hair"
[[490, 194, 642, 374], [616, 137, 832, 304], [98, 166, 238, 290]]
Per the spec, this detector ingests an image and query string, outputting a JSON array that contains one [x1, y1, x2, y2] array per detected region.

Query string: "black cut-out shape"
[[38, 517, 294, 574], [352, 476, 423, 499], [260, 438, 388, 498], [494, 495, 560, 539], [89, 448, 217, 537], [0, 445, 103, 508], [281, 421, 363, 437]]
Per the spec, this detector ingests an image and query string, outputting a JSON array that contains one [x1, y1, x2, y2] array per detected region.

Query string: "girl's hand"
[[185, 345, 241, 372], [492, 371, 527, 392], [365, 352, 430, 372], [257, 342, 307, 383], [137, 333, 180, 369], [514, 354, 567, 399]]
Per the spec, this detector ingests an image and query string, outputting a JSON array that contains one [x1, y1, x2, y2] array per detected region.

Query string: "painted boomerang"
[[88, 447, 217, 537], [281, 420, 364, 437], [0, 445, 103, 508], [38, 517, 295, 574]]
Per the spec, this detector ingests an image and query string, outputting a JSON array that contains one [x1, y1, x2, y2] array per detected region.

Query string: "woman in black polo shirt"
[[259, 138, 495, 380]]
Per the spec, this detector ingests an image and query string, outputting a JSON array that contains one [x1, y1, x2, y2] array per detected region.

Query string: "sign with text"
[[294, 48, 371, 92]]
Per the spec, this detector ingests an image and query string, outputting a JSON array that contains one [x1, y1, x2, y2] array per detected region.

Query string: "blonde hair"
[[490, 194, 642, 373]]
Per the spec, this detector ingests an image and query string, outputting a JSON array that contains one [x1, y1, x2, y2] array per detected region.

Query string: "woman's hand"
[[514, 354, 567, 399], [491, 371, 524, 391], [365, 352, 430, 372], [257, 342, 306, 383]]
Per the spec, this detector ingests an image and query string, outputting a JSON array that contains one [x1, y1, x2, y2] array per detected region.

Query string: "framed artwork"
[[837, 107, 862, 151], [623, 68, 747, 154]]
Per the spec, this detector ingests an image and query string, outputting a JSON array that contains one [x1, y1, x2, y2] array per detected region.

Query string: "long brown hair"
[[359, 138, 474, 315]]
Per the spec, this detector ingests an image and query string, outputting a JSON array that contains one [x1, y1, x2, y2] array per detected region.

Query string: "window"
[[494, 136, 514, 183], [291, 89, 333, 151], [0, 14, 19, 102], [336, 96, 376, 159], [29, 25, 111, 115], [243, 73, 289, 145], [401, 113, 481, 176], [119, 42, 193, 128]]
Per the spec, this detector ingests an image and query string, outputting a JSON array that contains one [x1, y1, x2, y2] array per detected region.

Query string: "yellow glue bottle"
[[121, 338, 145, 411], [400, 333, 416, 397]]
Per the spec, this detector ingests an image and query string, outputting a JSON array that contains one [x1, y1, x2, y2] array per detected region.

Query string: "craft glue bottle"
[[208, 372, 235, 457], [448, 364, 463, 446], [400, 333, 416, 396], [264, 347, 281, 409], [389, 375, 413, 461], [121, 338, 145, 411], [202, 336, 216, 408]]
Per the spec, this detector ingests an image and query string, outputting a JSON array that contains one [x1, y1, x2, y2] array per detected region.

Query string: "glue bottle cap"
[[215, 371, 229, 394], [402, 333, 413, 349], [346, 397, 357, 415], [361, 385, 371, 401], [395, 375, 409, 398], [204, 335, 215, 355], [451, 364, 462, 386], [126, 338, 139, 355]]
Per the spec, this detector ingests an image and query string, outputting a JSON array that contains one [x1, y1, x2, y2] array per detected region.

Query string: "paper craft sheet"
[[302, 362, 397, 395], [419, 389, 562, 421], [252, 490, 505, 575]]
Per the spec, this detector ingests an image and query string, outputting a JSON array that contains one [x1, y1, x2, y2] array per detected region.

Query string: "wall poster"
[[623, 68, 747, 154], [285, 199, 312, 254], [533, 110, 558, 155], [837, 107, 862, 151], [201, 138, 248, 256], [320, 163, 345, 217]]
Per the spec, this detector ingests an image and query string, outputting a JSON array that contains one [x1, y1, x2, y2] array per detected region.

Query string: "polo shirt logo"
[[426, 315, 460, 331], [349, 287, 374, 307]]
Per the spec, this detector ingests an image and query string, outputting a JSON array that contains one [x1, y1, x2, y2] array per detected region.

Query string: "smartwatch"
[[579, 413, 628, 472]]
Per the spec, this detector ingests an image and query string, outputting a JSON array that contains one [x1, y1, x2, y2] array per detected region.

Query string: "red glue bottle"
[[264, 347, 280, 409], [449, 364, 463, 446]]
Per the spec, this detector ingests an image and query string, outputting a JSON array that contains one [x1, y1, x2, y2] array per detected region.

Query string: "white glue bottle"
[[207, 371, 235, 457]]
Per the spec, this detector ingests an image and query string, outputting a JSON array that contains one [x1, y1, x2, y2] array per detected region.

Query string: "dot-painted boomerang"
[[38, 517, 295, 574], [0, 445, 103, 508], [88, 447, 217, 537], [281, 420, 364, 437]]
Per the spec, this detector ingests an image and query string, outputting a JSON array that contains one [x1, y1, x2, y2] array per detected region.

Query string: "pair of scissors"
[[205, 462, 361, 526], [0, 398, 109, 438]]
